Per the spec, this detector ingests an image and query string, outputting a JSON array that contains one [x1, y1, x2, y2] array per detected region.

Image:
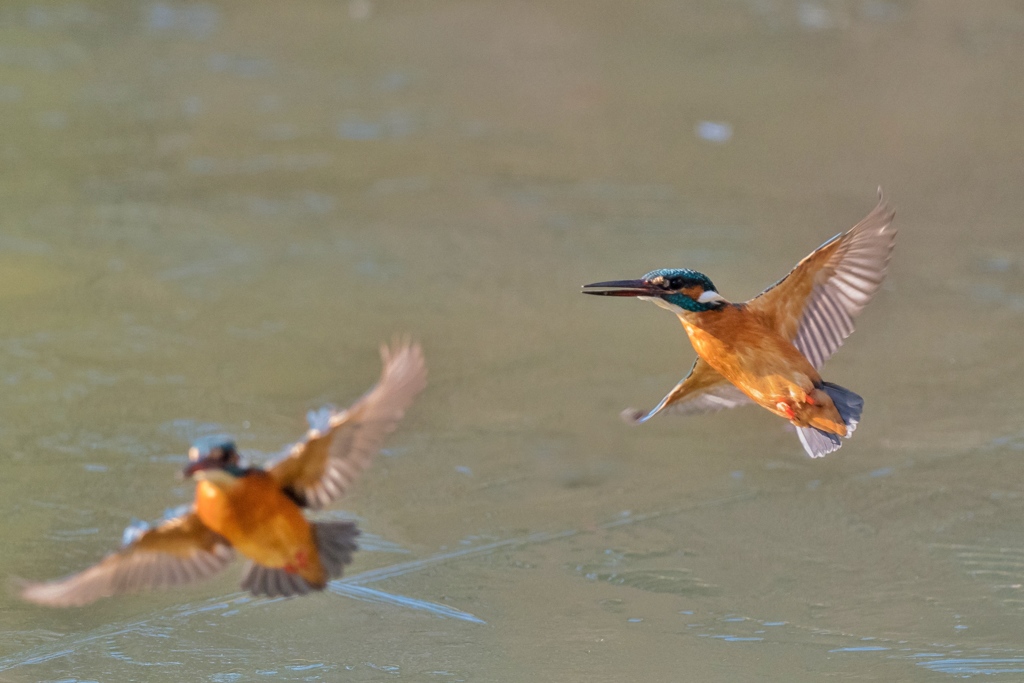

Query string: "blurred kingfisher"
[[584, 192, 895, 458], [20, 340, 427, 607]]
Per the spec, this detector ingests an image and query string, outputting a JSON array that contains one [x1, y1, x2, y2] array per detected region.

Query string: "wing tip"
[[620, 408, 649, 425], [379, 336, 428, 392], [870, 186, 896, 231], [15, 576, 93, 608], [380, 335, 422, 358], [11, 575, 41, 604], [295, 338, 427, 506]]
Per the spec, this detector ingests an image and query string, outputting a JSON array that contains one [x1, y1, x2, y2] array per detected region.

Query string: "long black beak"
[[582, 279, 659, 297]]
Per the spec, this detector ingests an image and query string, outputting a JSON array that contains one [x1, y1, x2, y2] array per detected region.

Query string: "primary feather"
[[747, 191, 896, 368], [18, 512, 234, 608], [267, 340, 427, 509]]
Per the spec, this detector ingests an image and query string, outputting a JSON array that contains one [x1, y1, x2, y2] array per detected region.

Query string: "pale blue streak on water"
[[917, 658, 1024, 675], [712, 636, 764, 642], [327, 584, 486, 625]]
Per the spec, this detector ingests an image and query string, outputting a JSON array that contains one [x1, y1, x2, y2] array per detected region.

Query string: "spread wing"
[[746, 190, 896, 369], [621, 357, 751, 424], [19, 512, 234, 607], [266, 340, 427, 509]]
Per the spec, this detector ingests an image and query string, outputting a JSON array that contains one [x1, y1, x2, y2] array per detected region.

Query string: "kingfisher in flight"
[[583, 192, 895, 458], [20, 340, 427, 607]]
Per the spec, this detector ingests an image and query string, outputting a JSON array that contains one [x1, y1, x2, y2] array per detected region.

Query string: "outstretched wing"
[[266, 340, 427, 509], [19, 512, 234, 607], [746, 191, 896, 369], [622, 357, 751, 424]]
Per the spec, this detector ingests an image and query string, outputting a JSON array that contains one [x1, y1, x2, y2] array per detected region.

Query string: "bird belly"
[[195, 475, 325, 585], [680, 310, 845, 433]]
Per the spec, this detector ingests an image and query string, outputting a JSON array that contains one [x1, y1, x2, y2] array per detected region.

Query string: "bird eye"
[[668, 277, 685, 289]]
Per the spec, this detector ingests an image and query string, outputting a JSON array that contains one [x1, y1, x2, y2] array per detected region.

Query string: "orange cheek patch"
[[680, 285, 704, 300]]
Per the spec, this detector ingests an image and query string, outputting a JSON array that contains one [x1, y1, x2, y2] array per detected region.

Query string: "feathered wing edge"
[[266, 339, 427, 509], [18, 512, 234, 608], [749, 190, 896, 369], [622, 357, 751, 425]]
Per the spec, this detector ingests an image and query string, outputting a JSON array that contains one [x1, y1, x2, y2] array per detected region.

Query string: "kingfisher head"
[[182, 438, 247, 483], [583, 268, 727, 313]]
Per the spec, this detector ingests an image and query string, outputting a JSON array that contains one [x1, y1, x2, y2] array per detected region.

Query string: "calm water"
[[1, 1, 1024, 680]]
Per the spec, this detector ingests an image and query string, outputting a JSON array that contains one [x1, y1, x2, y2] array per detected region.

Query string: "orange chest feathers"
[[680, 305, 821, 402], [194, 471, 316, 567]]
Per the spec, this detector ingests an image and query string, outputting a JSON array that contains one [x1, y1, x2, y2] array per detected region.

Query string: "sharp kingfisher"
[[583, 192, 895, 458], [20, 340, 427, 607]]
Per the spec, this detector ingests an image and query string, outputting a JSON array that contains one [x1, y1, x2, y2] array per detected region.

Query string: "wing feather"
[[747, 190, 896, 368], [266, 340, 427, 509], [622, 357, 752, 424], [19, 512, 234, 607]]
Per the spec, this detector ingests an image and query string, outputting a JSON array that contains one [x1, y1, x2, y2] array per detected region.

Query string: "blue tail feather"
[[795, 382, 864, 458], [820, 382, 864, 435], [797, 426, 841, 458]]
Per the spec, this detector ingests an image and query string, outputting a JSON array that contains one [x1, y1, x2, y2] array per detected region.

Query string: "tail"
[[240, 522, 360, 598], [313, 520, 360, 581], [796, 383, 864, 459], [820, 382, 863, 435]]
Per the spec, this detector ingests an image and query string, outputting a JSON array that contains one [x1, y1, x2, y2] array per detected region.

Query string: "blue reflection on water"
[[917, 658, 1024, 675]]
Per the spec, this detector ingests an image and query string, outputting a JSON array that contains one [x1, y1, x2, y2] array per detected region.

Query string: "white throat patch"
[[640, 296, 688, 315]]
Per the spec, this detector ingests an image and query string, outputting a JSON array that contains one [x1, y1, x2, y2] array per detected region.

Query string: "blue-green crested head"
[[184, 437, 248, 479], [642, 268, 717, 294], [582, 268, 726, 312], [641, 268, 723, 312]]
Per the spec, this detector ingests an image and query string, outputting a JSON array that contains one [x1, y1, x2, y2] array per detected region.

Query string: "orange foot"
[[775, 399, 796, 420]]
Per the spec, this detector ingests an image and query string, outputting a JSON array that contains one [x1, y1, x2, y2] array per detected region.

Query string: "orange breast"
[[195, 472, 323, 583], [681, 305, 822, 411]]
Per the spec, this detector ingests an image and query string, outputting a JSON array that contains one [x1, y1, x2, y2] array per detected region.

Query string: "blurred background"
[[1, 1, 1023, 680]]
